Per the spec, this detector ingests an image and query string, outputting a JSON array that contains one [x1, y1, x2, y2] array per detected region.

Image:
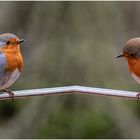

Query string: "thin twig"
[[0, 85, 138, 100]]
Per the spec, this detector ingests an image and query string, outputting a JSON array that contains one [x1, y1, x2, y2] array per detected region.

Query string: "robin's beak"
[[115, 54, 124, 58], [17, 39, 25, 44]]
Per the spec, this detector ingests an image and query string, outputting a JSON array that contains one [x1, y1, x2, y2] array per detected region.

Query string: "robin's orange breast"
[[1, 46, 23, 72], [127, 57, 140, 77]]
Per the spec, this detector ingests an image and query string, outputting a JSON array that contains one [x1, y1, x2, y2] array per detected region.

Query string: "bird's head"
[[0, 33, 24, 49], [116, 38, 140, 61]]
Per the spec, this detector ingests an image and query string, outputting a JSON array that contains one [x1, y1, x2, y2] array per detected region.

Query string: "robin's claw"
[[136, 93, 140, 103], [1, 89, 15, 101]]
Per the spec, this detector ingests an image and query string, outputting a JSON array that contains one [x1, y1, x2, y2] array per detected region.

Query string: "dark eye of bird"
[[130, 53, 135, 57], [6, 41, 11, 45]]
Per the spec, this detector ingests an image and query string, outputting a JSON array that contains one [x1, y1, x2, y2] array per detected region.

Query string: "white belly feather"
[[6, 68, 21, 87], [0, 68, 21, 89], [131, 73, 140, 84]]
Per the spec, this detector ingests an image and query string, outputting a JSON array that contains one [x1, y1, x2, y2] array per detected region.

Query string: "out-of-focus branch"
[[0, 86, 137, 100]]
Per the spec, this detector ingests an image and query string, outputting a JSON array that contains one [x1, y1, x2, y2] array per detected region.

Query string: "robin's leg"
[[136, 92, 140, 103], [1, 89, 15, 101]]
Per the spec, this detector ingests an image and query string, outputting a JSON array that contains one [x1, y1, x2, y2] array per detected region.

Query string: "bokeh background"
[[0, 1, 140, 138]]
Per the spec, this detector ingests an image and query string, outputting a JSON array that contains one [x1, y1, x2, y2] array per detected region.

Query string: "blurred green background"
[[0, 1, 140, 138]]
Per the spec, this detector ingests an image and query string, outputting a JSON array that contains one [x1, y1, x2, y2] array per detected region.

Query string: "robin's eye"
[[6, 41, 11, 45], [130, 53, 135, 57]]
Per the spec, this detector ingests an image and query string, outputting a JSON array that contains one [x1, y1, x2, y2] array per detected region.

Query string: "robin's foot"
[[1, 89, 15, 102], [136, 92, 140, 103]]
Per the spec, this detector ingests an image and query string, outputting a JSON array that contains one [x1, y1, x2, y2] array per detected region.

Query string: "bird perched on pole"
[[0, 33, 24, 100], [116, 37, 140, 102]]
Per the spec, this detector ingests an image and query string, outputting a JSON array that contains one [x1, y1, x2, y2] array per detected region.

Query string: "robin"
[[0, 33, 24, 100], [116, 37, 140, 102]]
